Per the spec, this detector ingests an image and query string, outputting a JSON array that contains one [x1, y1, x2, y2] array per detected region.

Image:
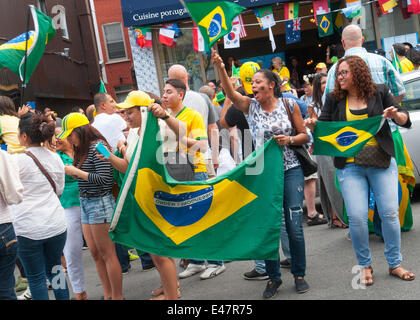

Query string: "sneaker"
[[142, 263, 156, 271], [262, 279, 282, 299], [295, 277, 309, 294], [243, 269, 269, 281], [178, 263, 206, 279], [200, 264, 226, 280], [122, 264, 131, 275], [280, 259, 291, 268], [17, 287, 32, 300], [128, 252, 139, 261], [15, 277, 28, 292]]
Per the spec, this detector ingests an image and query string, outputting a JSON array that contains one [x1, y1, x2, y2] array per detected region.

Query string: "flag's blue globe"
[[208, 13, 223, 38], [336, 131, 359, 146], [154, 187, 214, 227]]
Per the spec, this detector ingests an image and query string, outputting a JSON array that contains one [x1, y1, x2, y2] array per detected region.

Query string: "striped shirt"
[[322, 47, 406, 103], [77, 141, 114, 196]]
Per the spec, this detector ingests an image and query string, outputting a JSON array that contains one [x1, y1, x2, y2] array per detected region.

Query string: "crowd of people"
[[0, 24, 417, 300]]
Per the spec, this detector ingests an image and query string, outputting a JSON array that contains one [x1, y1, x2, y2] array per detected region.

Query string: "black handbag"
[[282, 98, 318, 177], [164, 151, 195, 181]]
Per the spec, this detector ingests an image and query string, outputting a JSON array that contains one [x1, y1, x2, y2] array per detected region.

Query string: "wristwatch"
[[288, 136, 294, 145], [160, 110, 170, 120]]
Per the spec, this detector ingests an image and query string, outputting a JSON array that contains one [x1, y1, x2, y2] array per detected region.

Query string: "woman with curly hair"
[[306, 55, 414, 286]]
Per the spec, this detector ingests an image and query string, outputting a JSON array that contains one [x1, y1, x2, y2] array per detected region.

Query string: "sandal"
[[361, 266, 374, 286], [331, 218, 348, 229], [307, 212, 328, 226], [389, 266, 415, 281], [150, 288, 181, 300]]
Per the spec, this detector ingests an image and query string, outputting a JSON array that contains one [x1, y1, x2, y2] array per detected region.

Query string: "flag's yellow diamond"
[[319, 15, 331, 33], [135, 168, 257, 245], [318, 126, 373, 152], [198, 6, 227, 42]]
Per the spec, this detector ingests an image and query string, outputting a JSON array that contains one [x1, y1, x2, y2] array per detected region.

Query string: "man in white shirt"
[[92, 93, 127, 153]]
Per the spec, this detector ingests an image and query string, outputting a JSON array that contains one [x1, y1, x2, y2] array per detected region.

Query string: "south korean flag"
[[224, 25, 240, 49]]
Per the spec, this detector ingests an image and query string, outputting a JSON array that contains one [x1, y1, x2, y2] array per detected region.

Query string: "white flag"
[[224, 25, 240, 49], [269, 27, 276, 52]]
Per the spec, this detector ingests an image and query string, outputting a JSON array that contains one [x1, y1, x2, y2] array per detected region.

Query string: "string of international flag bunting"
[[133, 0, 420, 52]]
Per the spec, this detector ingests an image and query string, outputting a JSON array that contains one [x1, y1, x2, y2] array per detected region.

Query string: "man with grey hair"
[[323, 24, 406, 103]]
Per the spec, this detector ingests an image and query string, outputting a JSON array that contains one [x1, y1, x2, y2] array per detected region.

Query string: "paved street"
[[61, 188, 419, 301], [24, 188, 420, 301]]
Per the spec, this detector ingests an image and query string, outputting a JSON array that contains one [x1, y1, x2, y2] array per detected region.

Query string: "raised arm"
[[211, 49, 251, 114]]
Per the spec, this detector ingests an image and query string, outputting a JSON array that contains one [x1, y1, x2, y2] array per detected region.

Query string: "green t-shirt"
[[57, 151, 80, 208]]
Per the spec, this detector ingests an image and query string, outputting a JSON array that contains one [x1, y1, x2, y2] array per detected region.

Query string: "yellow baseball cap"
[[116, 90, 154, 109], [315, 62, 327, 70], [57, 113, 89, 140], [239, 61, 260, 95]]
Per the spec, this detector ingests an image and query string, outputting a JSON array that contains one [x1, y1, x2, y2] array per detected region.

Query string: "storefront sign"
[[121, 0, 297, 27]]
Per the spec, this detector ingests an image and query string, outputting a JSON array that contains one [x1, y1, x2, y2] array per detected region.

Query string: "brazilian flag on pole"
[[109, 110, 284, 261], [180, 0, 246, 48], [0, 5, 55, 84], [312, 116, 385, 157]]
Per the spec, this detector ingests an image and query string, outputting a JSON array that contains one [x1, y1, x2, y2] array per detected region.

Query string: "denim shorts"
[[80, 193, 115, 225]]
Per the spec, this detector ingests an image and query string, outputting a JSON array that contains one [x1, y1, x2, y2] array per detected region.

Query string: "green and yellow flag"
[[181, 0, 246, 48], [109, 110, 283, 261], [317, 13, 334, 38], [312, 116, 385, 157], [0, 5, 55, 84]]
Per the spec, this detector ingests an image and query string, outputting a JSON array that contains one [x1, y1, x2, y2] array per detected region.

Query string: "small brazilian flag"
[[109, 109, 284, 261], [181, 0, 246, 48], [312, 116, 385, 157], [317, 13, 334, 38]]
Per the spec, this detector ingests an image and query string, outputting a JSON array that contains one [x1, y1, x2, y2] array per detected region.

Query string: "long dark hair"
[[72, 124, 110, 168], [312, 73, 327, 112], [255, 69, 283, 98], [19, 112, 55, 145]]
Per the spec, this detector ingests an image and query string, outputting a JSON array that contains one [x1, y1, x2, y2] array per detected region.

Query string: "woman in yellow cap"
[[57, 112, 123, 300], [99, 90, 186, 300]]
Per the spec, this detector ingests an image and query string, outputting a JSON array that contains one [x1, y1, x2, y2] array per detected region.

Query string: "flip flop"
[[307, 212, 328, 226]]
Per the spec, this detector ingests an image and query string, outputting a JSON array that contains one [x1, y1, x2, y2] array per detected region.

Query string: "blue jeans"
[[0, 223, 18, 300], [265, 166, 306, 279], [337, 158, 401, 268], [254, 217, 291, 274], [17, 231, 69, 300], [115, 243, 130, 271], [190, 171, 223, 267]]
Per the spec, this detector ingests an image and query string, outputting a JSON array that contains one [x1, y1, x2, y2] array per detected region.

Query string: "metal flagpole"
[[20, 6, 31, 107]]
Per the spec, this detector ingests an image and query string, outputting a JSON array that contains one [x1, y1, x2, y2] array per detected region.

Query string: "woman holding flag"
[[212, 49, 310, 299], [305, 55, 414, 286]]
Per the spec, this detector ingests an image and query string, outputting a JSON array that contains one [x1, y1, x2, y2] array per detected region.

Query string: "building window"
[[37, 0, 47, 14], [114, 84, 133, 103], [103, 23, 127, 61]]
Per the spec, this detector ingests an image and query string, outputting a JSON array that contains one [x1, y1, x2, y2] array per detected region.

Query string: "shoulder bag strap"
[[25, 151, 57, 195], [282, 98, 296, 133]]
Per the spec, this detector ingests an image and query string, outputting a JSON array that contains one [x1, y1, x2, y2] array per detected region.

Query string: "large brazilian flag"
[[312, 116, 385, 157], [109, 110, 283, 261]]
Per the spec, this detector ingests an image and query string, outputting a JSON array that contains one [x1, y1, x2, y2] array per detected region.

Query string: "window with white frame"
[[103, 23, 127, 61]]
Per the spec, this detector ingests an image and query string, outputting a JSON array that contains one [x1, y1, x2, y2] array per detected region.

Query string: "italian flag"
[[193, 23, 209, 52], [159, 28, 175, 47]]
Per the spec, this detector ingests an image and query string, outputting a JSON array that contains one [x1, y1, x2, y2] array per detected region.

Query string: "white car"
[[399, 70, 420, 185]]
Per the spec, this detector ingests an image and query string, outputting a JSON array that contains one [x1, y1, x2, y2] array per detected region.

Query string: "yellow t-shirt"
[[273, 66, 291, 91], [401, 58, 414, 73], [345, 98, 378, 163], [0, 115, 25, 154], [174, 106, 207, 173]]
